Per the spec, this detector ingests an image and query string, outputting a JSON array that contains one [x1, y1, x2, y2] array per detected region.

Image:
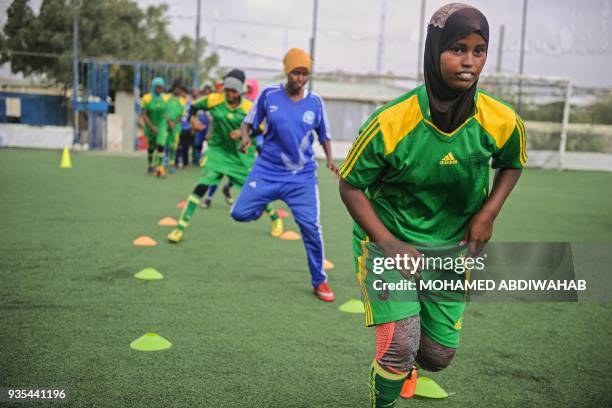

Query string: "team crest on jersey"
[[302, 110, 315, 125], [269, 105, 278, 113], [227, 112, 234, 119]]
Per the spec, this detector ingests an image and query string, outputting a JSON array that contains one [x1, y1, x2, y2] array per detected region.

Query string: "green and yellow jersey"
[[191, 93, 255, 168], [340, 84, 527, 244], [141, 92, 168, 140], [165, 94, 186, 145]]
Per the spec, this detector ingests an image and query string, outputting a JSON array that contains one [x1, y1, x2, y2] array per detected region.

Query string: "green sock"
[[147, 149, 154, 166], [156, 150, 164, 168], [369, 361, 407, 408], [265, 204, 278, 220], [178, 194, 201, 231], [168, 148, 176, 167]]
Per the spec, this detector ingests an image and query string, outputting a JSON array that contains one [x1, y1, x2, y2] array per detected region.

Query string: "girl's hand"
[[461, 210, 495, 255], [326, 160, 339, 176], [239, 137, 252, 153], [229, 129, 242, 140], [150, 125, 158, 135], [378, 239, 424, 279]]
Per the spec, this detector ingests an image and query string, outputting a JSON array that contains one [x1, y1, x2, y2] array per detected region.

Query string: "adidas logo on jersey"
[[439, 152, 458, 165]]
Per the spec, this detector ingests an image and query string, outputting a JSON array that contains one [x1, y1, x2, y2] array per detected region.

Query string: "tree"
[[0, 0, 219, 90]]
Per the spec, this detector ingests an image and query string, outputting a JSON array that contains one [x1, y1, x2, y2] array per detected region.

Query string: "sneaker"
[[147, 165, 155, 175], [168, 166, 176, 174], [399, 367, 418, 399], [200, 198, 212, 209], [222, 183, 234, 204], [167, 229, 183, 243], [314, 282, 335, 302], [156, 166, 166, 178], [270, 218, 284, 237]]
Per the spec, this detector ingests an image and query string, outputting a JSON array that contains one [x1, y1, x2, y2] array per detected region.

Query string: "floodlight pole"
[[518, 0, 528, 113], [71, 0, 79, 145], [416, 0, 426, 84], [376, 0, 387, 74], [309, 0, 319, 91], [194, 0, 202, 88]]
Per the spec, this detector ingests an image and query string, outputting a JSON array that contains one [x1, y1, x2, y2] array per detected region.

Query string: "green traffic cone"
[[134, 268, 163, 280], [339, 299, 365, 314], [415, 377, 448, 399], [130, 333, 172, 351]]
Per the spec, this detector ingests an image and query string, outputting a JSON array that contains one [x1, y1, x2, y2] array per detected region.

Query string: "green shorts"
[[166, 126, 180, 148], [353, 232, 467, 349], [196, 147, 253, 188], [145, 124, 168, 147]]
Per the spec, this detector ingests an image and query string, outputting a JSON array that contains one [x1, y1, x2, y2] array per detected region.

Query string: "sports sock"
[[369, 360, 408, 408], [147, 148, 154, 166], [177, 193, 201, 231], [265, 204, 278, 220], [206, 184, 218, 199], [156, 146, 164, 168]]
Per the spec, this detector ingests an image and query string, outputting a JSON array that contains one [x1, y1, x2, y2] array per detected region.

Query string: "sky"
[[135, 0, 612, 87], [1, 0, 611, 87]]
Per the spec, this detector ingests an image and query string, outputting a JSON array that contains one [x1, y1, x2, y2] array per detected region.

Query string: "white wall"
[[0, 124, 72, 149]]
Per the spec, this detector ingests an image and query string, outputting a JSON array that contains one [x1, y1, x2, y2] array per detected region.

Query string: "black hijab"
[[423, 3, 489, 133]]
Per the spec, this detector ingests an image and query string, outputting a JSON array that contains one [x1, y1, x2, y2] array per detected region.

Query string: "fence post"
[[558, 80, 572, 170]]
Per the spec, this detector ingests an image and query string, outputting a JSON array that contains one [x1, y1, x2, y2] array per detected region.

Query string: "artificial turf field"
[[1, 148, 611, 407]]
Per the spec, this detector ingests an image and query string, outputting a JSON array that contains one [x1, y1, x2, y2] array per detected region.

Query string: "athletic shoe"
[[314, 282, 335, 302], [147, 165, 155, 175], [167, 229, 183, 243], [399, 367, 418, 399], [270, 218, 284, 237], [200, 198, 212, 209], [156, 167, 166, 178], [222, 183, 234, 204], [168, 166, 176, 174]]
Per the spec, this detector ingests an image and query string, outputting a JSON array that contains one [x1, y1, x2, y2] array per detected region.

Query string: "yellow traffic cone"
[[60, 147, 72, 169]]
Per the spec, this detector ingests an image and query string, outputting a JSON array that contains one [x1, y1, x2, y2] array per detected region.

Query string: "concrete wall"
[[0, 124, 72, 149], [115, 91, 136, 151]]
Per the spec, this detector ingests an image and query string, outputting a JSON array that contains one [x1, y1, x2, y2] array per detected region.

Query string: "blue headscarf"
[[151, 77, 165, 95]]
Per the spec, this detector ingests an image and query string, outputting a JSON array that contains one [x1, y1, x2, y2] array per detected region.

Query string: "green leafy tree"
[[0, 0, 218, 90]]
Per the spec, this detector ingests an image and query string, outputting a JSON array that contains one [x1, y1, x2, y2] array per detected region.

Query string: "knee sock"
[[178, 186, 207, 231], [206, 184, 218, 199], [147, 148, 154, 166], [156, 145, 164, 168], [265, 204, 278, 220], [168, 147, 176, 167], [369, 360, 408, 408]]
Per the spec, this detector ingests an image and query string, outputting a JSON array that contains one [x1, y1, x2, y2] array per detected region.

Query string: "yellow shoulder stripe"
[[474, 93, 516, 148], [162, 93, 171, 102], [377, 94, 422, 155], [206, 92, 225, 108], [240, 98, 253, 113], [339, 120, 380, 177], [141, 93, 152, 105]]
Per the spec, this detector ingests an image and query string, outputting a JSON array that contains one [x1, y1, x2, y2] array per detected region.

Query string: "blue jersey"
[[194, 111, 210, 140], [244, 84, 331, 183], [181, 97, 193, 131]]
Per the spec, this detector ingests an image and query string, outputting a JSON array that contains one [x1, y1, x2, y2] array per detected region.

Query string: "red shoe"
[[314, 282, 335, 302], [399, 367, 418, 399]]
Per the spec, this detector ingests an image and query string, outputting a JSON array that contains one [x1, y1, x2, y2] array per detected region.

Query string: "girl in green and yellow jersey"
[[141, 77, 168, 177], [339, 4, 526, 407]]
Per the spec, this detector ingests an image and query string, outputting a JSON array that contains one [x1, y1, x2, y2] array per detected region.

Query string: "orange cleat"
[[400, 367, 418, 399], [156, 166, 166, 178], [314, 282, 335, 302]]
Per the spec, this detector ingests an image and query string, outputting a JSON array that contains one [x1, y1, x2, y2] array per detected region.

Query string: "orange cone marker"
[[279, 230, 301, 241], [158, 217, 178, 227], [133, 235, 157, 246]]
